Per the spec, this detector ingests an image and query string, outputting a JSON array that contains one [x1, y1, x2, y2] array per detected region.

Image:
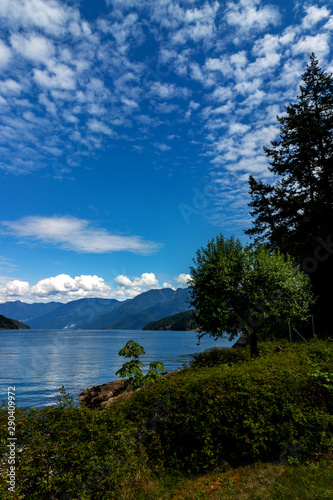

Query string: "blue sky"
[[0, 0, 332, 303]]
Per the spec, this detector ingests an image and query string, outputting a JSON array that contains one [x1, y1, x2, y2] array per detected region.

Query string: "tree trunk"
[[250, 332, 259, 357]]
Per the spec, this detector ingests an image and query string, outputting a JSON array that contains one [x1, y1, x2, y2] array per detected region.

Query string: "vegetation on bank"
[[142, 310, 197, 331], [0, 339, 332, 499], [0, 314, 30, 330]]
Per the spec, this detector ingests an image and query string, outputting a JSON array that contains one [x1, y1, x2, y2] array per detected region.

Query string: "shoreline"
[[78, 370, 179, 408], [78, 335, 247, 408]]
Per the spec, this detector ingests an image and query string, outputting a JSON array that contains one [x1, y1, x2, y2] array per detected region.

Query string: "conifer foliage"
[[246, 54, 333, 331]]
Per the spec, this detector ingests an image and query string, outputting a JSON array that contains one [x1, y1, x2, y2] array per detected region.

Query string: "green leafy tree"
[[116, 340, 165, 388], [189, 234, 315, 356], [245, 54, 333, 332]]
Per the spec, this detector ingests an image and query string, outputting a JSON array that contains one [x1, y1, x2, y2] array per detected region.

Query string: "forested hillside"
[[0, 315, 30, 330], [143, 310, 197, 331]]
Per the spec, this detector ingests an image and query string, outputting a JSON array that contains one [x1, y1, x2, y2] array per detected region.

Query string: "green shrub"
[[190, 346, 249, 368], [0, 388, 153, 499], [116, 340, 165, 388], [119, 340, 333, 474]]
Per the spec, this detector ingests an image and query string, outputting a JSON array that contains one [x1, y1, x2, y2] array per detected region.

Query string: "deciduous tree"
[[189, 234, 315, 356]]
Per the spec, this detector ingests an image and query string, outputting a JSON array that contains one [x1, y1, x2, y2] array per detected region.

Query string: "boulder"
[[78, 371, 179, 408], [78, 379, 135, 408]]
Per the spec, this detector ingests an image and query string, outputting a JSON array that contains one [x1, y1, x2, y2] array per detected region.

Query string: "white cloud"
[[211, 87, 233, 102], [302, 5, 330, 29], [190, 62, 216, 87], [121, 96, 139, 109], [0, 274, 112, 302], [0, 270, 191, 303], [38, 93, 57, 114], [162, 282, 174, 289], [150, 0, 219, 42], [205, 56, 230, 74], [10, 33, 55, 63], [240, 89, 266, 111], [324, 16, 333, 31], [174, 273, 192, 285], [112, 272, 163, 300], [235, 78, 262, 96], [0, 0, 72, 35], [3, 279, 30, 297], [250, 34, 282, 73], [1, 216, 162, 254], [230, 51, 248, 67], [63, 110, 78, 123], [34, 63, 76, 90], [0, 97, 9, 108], [271, 58, 304, 90], [185, 99, 200, 119], [88, 119, 114, 136], [0, 40, 12, 67], [211, 102, 234, 115], [225, 0, 281, 35], [209, 123, 279, 178], [112, 271, 191, 299], [110, 270, 191, 299], [229, 122, 251, 135], [112, 286, 143, 299], [114, 272, 159, 288], [169, 2, 219, 46], [31, 274, 111, 299], [154, 142, 171, 152], [252, 33, 278, 57], [154, 102, 178, 114], [0, 79, 22, 95], [292, 33, 330, 58], [106, 0, 142, 8], [149, 82, 191, 99]]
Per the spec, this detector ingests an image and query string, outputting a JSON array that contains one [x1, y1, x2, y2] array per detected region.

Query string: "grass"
[[133, 458, 333, 499]]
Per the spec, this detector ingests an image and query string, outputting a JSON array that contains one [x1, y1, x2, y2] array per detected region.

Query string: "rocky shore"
[[78, 337, 249, 409], [78, 371, 178, 409]]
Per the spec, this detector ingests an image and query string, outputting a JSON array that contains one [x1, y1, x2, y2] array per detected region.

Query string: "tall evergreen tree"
[[246, 54, 333, 332]]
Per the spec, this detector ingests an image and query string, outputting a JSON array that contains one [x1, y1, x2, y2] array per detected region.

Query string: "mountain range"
[[0, 288, 192, 330], [0, 300, 61, 324]]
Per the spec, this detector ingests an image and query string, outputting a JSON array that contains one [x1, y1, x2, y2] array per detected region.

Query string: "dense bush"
[[0, 389, 153, 499], [190, 346, 250, 368], [119, 340, 333, 473]]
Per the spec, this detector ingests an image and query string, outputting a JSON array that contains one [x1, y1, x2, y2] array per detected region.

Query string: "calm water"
[[0, 329, 234, 408]]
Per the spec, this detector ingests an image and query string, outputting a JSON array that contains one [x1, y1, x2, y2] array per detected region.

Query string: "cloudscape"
[[0, 0, 332, 302]]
